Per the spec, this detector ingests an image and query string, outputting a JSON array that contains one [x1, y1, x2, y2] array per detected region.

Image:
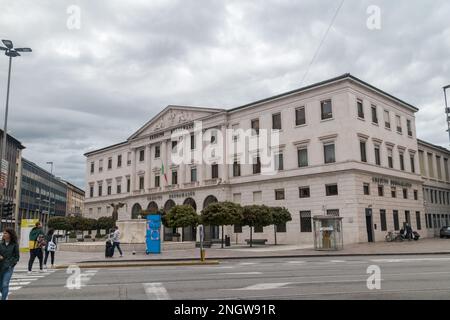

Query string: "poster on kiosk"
[[146, 215, 161, 254]]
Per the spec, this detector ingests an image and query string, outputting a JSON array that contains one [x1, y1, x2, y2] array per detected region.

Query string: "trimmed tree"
[[242, 205, 273, 247], [201, 202, 243, 248], [165, 205, 199, 239], [48, 217, 72, 239], [97, 216, 115, 235], [270, 207, 292, 245]]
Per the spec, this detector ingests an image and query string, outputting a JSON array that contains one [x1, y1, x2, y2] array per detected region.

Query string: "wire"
[[300, 0, 346, 86]]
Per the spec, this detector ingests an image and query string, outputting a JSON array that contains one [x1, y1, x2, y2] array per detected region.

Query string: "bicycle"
[[385, 231, 404, 242]]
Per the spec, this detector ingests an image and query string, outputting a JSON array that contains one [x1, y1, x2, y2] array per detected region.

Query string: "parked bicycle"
[[385, 231, 404, 242]]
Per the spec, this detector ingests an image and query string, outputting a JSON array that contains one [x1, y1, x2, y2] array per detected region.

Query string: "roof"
[[0, 129, 25, 150], [62, 180, 85, 195], [417, 139, 450, 154], [84, 141, 128, 157], [229, 73, 419, 113]]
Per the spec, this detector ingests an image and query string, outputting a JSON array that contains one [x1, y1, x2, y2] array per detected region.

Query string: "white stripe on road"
[[330, 260, 346, 263], [143, 283, 171, 300], [287, 261, 305, 264], [371, 258, 450, 263], [239, 262, 257, 266], [9, 286, 22, 291], [229, 283, 291, 291], [219, 272, 262, 275], [10, 281, 31, 286]]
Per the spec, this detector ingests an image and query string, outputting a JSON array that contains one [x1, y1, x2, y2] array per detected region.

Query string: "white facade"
[[84, 74, 450, 245]]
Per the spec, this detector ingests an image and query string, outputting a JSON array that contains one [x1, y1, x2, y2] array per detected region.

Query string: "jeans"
[[0, 267, 14, 300], [28, 248, 43, 271], [112, 242, 123, 256], [44, 250, 55, 265]]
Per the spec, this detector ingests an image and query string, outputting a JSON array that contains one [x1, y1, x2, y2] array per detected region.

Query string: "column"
[[221, 125, 229, 182], [131, 148, 137, 191], [145, 145, 151, 190], [161, 140, 167, 187]]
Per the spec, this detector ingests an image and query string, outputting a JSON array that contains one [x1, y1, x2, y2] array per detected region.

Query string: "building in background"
[[19, 158, 67, 227], [62, 180, 85, 217], [0, 129, 25, 231]]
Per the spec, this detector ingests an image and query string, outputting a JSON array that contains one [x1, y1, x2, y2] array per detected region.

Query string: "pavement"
[[9, 254, 450, 300], [16, 238, 450, 270]]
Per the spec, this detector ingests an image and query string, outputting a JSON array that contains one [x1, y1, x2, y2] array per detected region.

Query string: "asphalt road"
[[8, 254, 450, 300]]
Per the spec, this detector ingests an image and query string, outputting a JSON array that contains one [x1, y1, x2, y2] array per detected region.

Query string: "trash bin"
[[225, 235, 231, 247]]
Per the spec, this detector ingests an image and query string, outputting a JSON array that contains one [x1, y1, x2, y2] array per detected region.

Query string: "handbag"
[[47, 235, 57, 252]]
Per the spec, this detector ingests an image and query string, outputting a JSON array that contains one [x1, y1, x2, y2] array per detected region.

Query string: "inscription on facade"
[[372, 177, 412, 188], [169, 191, 195, 199], [147, 195, 163, 201]]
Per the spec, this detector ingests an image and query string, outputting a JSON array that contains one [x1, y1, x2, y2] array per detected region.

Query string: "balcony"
[[132, 190, 145, 196], [204, 178, 221, 186], [148, 187, 161, 193], [183, 181, 199, 188], [166, 184, 179, 191]]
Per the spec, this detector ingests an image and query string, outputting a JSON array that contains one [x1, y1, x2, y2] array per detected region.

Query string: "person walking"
[[112, 226, 123, 257], [44, 228, 57, 269], [406, 223, 413, 241], [0, 228, 20, 300], [28, 222, 45, 273]]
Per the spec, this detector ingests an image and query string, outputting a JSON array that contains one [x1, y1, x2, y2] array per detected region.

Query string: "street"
[[9, 254, 450, 300]]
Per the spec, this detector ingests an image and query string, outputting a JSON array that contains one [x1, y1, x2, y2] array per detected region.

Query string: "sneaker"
[[39, 269, 45, 273], [27, 271, 32, 275]]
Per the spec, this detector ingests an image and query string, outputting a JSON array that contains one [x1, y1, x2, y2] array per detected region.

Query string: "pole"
[[445, 86, 450, 144]]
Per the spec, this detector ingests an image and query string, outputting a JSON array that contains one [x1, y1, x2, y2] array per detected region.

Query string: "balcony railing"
[[148, 187, 161, 193], [204, 178, 221, 186], [183, 181, 199, 188], [166, 184, 179, 191]]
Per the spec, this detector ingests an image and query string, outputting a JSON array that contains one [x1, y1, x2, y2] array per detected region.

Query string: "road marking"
[[329, 260, 346, 263], [229, 283, 291, 291], [8, 270, 56, 296], [219, 272, 262, 275], [143, 283, 171, 300], [9, 286, 22, 291], [239, 262, 257, 266], [288, 261, 305, 264], [10, 281, 31, 286], [371, 258, 450, 263]]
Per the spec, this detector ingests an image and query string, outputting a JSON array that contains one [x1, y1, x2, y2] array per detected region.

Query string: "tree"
[[165, 205, 199, 231], [97, 216, 115, 232], [270, 207, 292, 245], [48, 217, 72, 232], [201, 202, 243, 248], [67, 216, 91, 233], [242, 205, 272, 247]]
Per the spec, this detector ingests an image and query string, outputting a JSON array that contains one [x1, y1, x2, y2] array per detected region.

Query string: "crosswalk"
[[8, 269, 56, 295]]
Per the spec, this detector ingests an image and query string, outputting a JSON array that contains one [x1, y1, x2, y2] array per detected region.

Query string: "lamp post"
[[444, 85, 450, 144], [46, 162, 54, 218], [0, 40, 32, 231]]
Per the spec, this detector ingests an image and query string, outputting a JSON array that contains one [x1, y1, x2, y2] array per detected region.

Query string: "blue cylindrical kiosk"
[[146, 214, 161, 254]]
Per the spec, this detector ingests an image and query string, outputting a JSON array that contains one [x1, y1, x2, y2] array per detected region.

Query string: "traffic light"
[[1, 202, 13, 217]]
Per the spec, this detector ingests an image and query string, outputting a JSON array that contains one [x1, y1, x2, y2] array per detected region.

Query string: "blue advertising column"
[[146, 214, 161, 254]]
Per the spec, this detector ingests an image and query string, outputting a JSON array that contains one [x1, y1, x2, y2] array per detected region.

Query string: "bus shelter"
[[313, 216, 343, 251]]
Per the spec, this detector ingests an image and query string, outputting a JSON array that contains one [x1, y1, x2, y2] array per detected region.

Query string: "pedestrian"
[[406, 223, 413, 241], [112, 226, 123, 257], [0, 228, 20, 300], [44, 228, 57, 269], [28, 222, 45, 274]]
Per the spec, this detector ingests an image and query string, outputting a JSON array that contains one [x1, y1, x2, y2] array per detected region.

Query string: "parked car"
[[440, 226, 450, 238]]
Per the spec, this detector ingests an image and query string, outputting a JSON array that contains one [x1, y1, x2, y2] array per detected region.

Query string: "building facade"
[[84, 74, 449, 245], [0, 129, 25, 231], [63, 180, 85, 217], [19, 158, 68, 227]]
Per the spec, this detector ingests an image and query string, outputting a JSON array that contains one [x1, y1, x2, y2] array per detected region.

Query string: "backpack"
[[47, 235, 57, 252], [36, 234, 47, 249]]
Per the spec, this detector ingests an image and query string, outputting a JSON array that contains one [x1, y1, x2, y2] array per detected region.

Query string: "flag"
[[161, 163, 168, 185]]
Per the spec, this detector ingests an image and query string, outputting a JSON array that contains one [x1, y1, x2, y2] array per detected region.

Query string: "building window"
[[90, 162, 94, 174], [172, 171, 178, 185], [416, 212, 422, 230], [99, 159, 103, 172], [275, 189, 285, 200], [300, 211, 312, 232], [410, 154, 415, 173], [299, 187, 310, 198], [232, 124, 239, 142], [98, 185, 102, 197], [298, 148, 308, 167], [374, 146, 381, 166], [360, 141, 367, 163], [371, 105, 378, 124], [211, 164, 219, 179], [234, 225, 242, 233], [321, 99, 332, 120], [139, 177, 144, 190], [251, 119, 260, 136], [326, 184, 338, 196], [155, 175, 160, 188], [155, 145, 161, 159], [172, 141, 178, 152], [396, 115, 402, 133], [139, 149, 145, 162], [190, 134, 196, 150], [253, 155, 261, 174], [393, 210, 400, 231], [295, 107, 306, 126], [127, 152, 132, 166], [127, 178, 131, 192], [89, 186, 94, 198], [327, 209, 340, 217], [391, 187, 396, 198], [108, 158, 112, 169], [403, 188, 408, 199], [272, 113, 282, 130], [384, 110, 390, 129], [233, 160, 241, 177], [275, 153, 284, 171], [414, 190, 418, 200], [378, 185, 384, 197], [117, 155, 122, 168], [191, 167, 197, 182], [107, 185, 112, 195], [210, 130, 217, 144], [324, 143, 336, 164], [363, 183, 370, 195], [380, 210, 387, 231], [388, 148, 393, 169], [407, 119, 412, 137], [357, 99, 364, 119], [254, 226, 263, 233], [117, 184, 121, 194], [405, 211, 411, 224], [399, 153, 405, 171]]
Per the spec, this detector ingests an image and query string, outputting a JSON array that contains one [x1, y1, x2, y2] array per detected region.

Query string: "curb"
[[55, 260, 220, 269], [77, 251, 450, 264]]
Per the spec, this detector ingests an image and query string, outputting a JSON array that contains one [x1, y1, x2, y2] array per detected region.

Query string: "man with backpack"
[[27, 222, 45, 274]]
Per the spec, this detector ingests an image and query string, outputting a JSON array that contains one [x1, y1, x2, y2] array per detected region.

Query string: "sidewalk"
[[17, 238, 450, 269]]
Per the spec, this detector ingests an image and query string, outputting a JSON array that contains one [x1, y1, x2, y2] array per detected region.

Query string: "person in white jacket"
[[111, 226, 123, 257]]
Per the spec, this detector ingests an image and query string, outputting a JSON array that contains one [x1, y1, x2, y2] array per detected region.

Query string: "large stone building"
[[84, 74, 448, 245], [62, 180, 85, 217]]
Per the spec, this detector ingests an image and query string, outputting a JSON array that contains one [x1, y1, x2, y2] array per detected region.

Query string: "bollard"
[[200, 249, 206, 261]]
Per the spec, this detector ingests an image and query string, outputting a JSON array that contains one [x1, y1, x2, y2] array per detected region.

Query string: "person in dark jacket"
[[0, 228, 20, 300], [28, 222, 45, 273], [44, 228, 57, 269]]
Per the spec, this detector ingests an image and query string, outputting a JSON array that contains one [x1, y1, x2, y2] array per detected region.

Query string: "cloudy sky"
[[0, 0, 449, 189]]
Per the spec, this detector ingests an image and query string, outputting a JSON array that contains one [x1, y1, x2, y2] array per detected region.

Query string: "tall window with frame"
[[127, 178, 130, 193], [233, 159, 241, 177], [117, 184, 121, 194], [211, 164, 219, 179], [98, 185, 102, 197], [396, 115, 402, 133], [378, 185, 384, 197], [357, 99, 364, 119], [272, 113, 282, 130], [172, 171, 178, 185], [388, 148, 394, 168], [172, 140, 178, 153], [251, 119, 260, 136], [393, 210, 400, 231], [399, 152, 405, 171], [89, 185, 94, 198], [410, 154, 416, 173], [360, 141, 367, 163], [155, 145, 161, 159], [190, 134, 196, 150], [90, 162, 94, 174], [154, 175, 160, 188], [407, 119, 413, 137], [139, 149, 145, 162], [275, 153, 284, 171], [391, 187, 397, 198], [117, 155, 122, 168], [191, 167, 197, 182], [371, 105, 378, 124], [298, 147, 308, 167], [300, 211, 312, 232], [384, 110, 391, 129], [380, 210, 387, 231], [324, 143, 336, 164], [253, 155, 261, 174], [374, 145, 381, 166], [295, 107, 306, 126], [416, 212, 422, 230], [108, 158, 112, 169], [107, 185, 112, 195], [321, 99, 333, 120], [139, 177, 144, 190]]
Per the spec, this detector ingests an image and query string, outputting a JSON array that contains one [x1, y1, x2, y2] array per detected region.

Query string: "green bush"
[[69, 232, 76, 239]]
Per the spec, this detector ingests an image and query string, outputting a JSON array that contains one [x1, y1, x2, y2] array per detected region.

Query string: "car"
[[440, 226, 450, 238]]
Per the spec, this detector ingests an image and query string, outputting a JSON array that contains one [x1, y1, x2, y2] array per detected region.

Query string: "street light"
[[0, 40, 32, 231], [444, 85, 450, 144]]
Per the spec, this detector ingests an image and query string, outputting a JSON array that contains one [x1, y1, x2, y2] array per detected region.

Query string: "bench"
[[245, 239, 267, 245]]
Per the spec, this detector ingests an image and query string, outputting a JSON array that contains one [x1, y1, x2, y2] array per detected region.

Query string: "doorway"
[[365, 208, 374, 242]]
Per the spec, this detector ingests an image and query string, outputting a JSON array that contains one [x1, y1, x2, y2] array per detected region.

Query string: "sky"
[[0, 0, 449, 189]]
